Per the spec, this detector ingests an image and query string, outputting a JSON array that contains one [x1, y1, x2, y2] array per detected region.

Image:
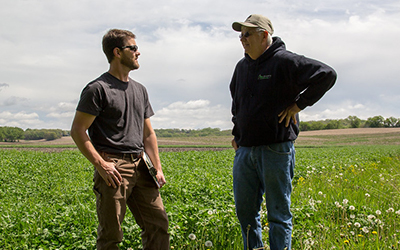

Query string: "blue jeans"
[[233, 141, 295, 250]]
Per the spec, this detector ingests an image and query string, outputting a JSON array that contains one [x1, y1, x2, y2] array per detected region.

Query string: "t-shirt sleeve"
[[143, 87, 155, 119], [76, 82, 103, 116]]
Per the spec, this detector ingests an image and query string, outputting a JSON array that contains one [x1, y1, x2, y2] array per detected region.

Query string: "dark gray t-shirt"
[[76, 72, 154, 153]]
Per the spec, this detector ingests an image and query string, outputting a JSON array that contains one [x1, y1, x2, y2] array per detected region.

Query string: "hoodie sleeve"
[[293, 55, 337, 110]]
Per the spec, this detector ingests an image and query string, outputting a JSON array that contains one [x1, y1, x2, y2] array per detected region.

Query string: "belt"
[[100, 151, 143, 162]]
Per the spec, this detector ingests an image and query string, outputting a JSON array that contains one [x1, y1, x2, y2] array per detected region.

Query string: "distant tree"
[[299, 121, 311, 131], [0, 126, 24, 142], [44, 131, 58, 141], [384, 117, 399, 127], [347, 115, 361, 128], [310, 121, 325, 130], [365, 115, 385, 128], [325, 120, 341, 129]]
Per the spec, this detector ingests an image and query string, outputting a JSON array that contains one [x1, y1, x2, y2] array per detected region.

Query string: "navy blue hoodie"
[[230, 37, 336, 147]]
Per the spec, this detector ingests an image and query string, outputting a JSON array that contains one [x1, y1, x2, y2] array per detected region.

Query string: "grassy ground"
[[1, 128, 400, 249]]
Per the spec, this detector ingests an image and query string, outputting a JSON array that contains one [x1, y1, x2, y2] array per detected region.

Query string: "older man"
[[230, 15, 336, 250]]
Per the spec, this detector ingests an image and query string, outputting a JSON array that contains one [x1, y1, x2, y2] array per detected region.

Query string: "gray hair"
[[256, 28, 273, 46]]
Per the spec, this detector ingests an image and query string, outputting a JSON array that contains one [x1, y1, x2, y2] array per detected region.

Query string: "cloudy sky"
[[1, 0, 399, 130]]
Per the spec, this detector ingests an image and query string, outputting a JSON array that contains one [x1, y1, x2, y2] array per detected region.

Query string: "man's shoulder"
[[86, 73, 111, 88], [128, 78, 148, 92]]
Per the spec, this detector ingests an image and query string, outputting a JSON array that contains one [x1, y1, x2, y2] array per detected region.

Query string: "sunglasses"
[[239, 32, 252, 39], [119, 44, 138, 52], [239, 30, 264, 39]]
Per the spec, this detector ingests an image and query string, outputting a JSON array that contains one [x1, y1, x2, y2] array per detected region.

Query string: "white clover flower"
[[376, 210, 382, 215], [362, 227, 369, 234], [350, 214, 355, 219], [396, 210, 400, 215], [368, 215, 376, 221], [208, 210, 213, 215], [349, 205, 355, 210], [318, 191, 323, 195], [189, 233, 196, 240], [354, 222, 361, 228], [365, 193, 371, 198], [205, 241, 213, 247], [335, 201, 340, 207], [387, 208, 394, 213], [343, 199, 349, 205]]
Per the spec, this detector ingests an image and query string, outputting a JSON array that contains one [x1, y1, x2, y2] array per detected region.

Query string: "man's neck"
[[108, 65, 130, 82]]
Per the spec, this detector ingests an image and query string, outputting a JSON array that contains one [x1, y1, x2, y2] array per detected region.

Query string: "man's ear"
[[113, 47, 121, 58], [263, 31, 269, 40]]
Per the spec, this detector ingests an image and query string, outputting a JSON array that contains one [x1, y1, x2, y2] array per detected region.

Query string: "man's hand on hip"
[[98, 161, 122, 188], [278, 103, 301, 127]]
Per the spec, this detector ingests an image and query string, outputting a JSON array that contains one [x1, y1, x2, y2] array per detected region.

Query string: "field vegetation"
[[1, 128, 400, 249]]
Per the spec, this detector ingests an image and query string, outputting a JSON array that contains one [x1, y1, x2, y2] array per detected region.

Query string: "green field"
[[1, 132, 400, 249]]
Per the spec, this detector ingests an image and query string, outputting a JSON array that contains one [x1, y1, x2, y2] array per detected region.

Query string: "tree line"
[[1, 115, 399, 142], [0, 127, 69, 142], [299, 115, 400, 131], [155, 115, 400, 137]]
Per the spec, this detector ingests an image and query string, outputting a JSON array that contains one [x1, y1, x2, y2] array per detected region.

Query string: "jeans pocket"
[[266, 142, 293, 155]]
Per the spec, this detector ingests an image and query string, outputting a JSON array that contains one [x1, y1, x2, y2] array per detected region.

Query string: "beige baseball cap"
[[232, 14, 274, 35]]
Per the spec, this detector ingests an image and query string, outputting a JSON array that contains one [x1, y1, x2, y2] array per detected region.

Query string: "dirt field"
[[1, 128, 400, 152]]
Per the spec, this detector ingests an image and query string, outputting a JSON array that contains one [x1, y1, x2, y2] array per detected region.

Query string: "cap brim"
[[232, 21, 259, 31]]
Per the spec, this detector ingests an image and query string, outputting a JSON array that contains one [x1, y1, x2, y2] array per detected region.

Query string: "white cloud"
[[151, 100, 232, 129], [1, 0, 400, 130]]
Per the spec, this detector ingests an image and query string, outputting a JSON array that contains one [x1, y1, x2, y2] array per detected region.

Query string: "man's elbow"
[[70, 123, 85, 142]]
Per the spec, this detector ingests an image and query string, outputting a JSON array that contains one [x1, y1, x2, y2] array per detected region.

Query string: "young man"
[[71, 29, 169, 250], [230, 15, 336, 250]]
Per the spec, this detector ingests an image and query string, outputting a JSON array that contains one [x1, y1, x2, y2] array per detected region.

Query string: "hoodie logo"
[[258, 74, 271, 80]]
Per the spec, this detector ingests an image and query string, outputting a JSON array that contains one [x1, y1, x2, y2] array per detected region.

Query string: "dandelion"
[[205, 241, 213, 247], [386, 208, 394, 213], [372, 231, 378, 235], [344, 239, 349, 244], [189, 233, 196, 240]]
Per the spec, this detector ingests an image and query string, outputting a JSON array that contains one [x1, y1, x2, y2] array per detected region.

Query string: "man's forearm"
[[143, 132, 162, 171], [71, 129, 105, 169]]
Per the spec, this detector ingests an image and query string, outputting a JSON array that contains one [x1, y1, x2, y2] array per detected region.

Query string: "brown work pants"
[[93, 152, 170, 249]]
